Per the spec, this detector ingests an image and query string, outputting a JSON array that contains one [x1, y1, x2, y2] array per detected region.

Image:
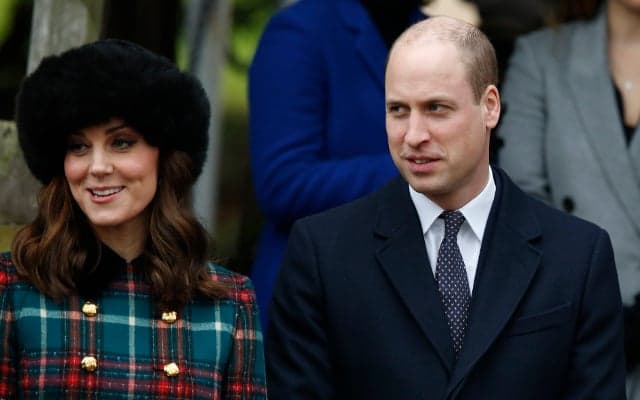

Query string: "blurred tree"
[[216, 0, 279, 273]]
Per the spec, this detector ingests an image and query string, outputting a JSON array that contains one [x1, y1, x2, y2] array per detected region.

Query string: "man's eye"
[[428, 103, 447, 112], [388, 105, 407, 114]]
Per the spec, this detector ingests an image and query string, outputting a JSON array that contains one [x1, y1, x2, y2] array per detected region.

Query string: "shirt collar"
[[409, 167, 496, 240]]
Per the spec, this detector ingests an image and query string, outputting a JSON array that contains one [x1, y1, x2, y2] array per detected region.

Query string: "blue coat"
[[248, 0, 425, 327], [267, 168, 626, 399]]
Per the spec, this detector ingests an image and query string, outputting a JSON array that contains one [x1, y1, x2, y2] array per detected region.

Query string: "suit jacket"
[[248, 0, 425, 328], [266, 168, 626, 399], [497, 8, 640, 306]]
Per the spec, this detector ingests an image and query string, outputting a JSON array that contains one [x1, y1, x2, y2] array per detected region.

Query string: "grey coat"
[[499, 8, 640, 307]]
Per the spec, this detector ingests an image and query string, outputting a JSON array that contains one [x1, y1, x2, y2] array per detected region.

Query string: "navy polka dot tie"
[[435, 210, 471, 356]]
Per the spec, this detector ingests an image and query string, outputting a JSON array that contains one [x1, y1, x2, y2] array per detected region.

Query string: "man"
[[266, 16, 626, 399]]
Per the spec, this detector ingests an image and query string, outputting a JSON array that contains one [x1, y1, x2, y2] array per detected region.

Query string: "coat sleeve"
[[266, 220, 334, 399], [497, 33, 551, 203], [564, 229, 626, 399], [0, 255, 16, 398], [248, 8, 398, 226], [223, 276, 268, 399]]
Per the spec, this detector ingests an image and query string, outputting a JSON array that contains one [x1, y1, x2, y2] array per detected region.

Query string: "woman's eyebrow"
[[106, 123, 130, 133]]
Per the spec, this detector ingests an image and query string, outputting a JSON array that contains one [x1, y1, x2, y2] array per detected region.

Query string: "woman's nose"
[[88, 151, 114, 176]]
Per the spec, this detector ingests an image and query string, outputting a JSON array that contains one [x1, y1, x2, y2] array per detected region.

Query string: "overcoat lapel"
[[568, 10, 640, 231], [374, 178, 456, 373], [337, 0, 388, 89], [445, 170, 542, 396]]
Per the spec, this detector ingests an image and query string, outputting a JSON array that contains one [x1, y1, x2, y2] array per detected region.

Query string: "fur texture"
[[15, 39, 210, 184]]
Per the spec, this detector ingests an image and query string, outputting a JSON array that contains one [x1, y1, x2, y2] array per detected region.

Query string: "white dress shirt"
[[409, 168, 496, 294]]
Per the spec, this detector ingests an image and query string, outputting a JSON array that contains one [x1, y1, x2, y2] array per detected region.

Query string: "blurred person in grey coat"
[[498, 0, 640, 396]]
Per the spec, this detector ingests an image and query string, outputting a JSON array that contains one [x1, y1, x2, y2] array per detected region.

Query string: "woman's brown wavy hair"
[[11, 150, 229, 310]]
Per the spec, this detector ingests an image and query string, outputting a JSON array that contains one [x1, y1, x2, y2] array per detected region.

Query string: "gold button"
[[164, 362, 180, 377], [81, 356, 98, 372], [161, 311, 177, 324], [82, 301, 98, 317]]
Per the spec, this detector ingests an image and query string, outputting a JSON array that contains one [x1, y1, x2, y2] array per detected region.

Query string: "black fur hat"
[[15, 39, 210, 184]]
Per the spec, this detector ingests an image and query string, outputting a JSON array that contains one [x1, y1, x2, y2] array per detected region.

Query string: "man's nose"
[[404, 113, 430, 146]]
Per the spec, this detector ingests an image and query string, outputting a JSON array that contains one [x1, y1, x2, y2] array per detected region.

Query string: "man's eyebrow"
[[385, 98, 406, 105]]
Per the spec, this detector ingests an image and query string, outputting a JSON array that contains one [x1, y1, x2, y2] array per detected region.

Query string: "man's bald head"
[[388, 16, 498, 103]]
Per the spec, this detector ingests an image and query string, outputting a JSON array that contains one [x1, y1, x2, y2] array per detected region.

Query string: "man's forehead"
[[387, 39, 460, 73]]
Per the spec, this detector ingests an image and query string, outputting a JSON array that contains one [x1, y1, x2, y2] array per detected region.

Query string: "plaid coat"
[[0, 251, 267, 399]]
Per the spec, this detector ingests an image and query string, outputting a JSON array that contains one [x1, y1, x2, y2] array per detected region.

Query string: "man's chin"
[[408, 180, 444, 198]]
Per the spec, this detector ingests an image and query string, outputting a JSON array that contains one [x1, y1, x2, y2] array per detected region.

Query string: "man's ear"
[[483, 84, 501, 130]]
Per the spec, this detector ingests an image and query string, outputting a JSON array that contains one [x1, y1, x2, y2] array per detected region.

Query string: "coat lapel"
[[374, 178, 456, 373], [568, 10, 640, 231], [446, 169, 542, 397], [337, 0, 388, 89]]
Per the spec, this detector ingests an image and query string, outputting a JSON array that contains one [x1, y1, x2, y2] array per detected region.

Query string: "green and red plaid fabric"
[[0, 251, 267, 399]]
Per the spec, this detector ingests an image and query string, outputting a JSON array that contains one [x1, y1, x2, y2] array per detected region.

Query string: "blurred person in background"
[[0, 39, 266, 399], [498, 0, 640, 396], [248, 0, 427, 329]]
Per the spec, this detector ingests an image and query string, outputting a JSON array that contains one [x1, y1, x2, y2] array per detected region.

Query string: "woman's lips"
[[88, 186, 125, 202]]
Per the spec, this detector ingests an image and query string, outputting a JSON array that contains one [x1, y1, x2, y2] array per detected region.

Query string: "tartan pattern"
[[0, 252, 267, 399]]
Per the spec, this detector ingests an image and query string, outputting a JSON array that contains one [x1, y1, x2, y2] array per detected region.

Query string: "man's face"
[[385, 40, 500, 210]]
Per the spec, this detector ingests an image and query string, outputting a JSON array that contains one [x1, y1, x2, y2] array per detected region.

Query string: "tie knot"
[[440, 210, 465, 238]]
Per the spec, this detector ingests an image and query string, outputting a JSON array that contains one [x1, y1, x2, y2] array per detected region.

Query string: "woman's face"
[[64, 118, 159, 239]]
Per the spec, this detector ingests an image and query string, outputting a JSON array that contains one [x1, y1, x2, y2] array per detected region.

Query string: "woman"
[[0, 39, 267, 398], [497, 0, 640, 396]]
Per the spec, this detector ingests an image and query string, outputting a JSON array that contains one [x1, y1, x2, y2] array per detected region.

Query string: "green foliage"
[[228, 0, 279, 71], [0, 0, 19, 49], [223, 0, 280, 113]]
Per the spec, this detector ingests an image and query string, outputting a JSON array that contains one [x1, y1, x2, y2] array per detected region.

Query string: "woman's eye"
[[67, 142, 88, 153], [112, 138, 136, 150]]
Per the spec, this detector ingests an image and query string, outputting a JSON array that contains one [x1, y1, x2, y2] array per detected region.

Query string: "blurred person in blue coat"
[[248, 0, 427, 328]]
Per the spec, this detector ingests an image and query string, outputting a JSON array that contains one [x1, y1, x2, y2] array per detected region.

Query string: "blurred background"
[[0, 0, 555, 274]]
